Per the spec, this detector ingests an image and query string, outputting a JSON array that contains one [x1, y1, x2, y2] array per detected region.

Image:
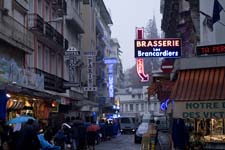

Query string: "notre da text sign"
[[173, 101, 225, 119], [134, 38, 181, 58]]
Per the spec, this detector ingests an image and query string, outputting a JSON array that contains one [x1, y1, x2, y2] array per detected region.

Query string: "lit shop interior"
[[6, 92, 53, 122]]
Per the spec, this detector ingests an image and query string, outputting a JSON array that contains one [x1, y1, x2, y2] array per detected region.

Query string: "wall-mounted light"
[[6, 93, 11, 98], [51, 101, 57, 107]]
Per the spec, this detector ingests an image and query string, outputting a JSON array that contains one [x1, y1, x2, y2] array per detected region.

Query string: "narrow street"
[[95, 134, 141, 150]]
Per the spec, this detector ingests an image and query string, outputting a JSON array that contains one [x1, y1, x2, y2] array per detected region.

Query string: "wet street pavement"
[[95, 134, 141, 150]]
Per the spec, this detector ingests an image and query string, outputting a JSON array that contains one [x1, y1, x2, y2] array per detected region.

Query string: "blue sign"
[[134, 38, 182, 58], [160, 99, 170, 111]]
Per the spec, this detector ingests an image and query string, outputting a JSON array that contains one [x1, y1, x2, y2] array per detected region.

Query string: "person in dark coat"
[[16, 119, 41, 150], [172, 118, 189, 150], [71, 117, 83, 150], [77, 122, 87, 150]]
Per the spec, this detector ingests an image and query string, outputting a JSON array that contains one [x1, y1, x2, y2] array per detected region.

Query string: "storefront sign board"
[[173, 101, 225, 119]]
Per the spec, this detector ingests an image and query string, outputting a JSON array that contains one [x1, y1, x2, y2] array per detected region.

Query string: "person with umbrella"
[[16, 118, 41, 150], [86, 121, 101, 150]]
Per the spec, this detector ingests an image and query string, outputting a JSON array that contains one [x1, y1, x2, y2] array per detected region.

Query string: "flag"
[[203, 15, 213, 31], [200, 11, 214, 31], [212, 0, 224, 24]]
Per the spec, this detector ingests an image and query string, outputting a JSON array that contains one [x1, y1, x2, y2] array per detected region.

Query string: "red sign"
[[161, 60, 174, 73], [136, 27, 149, 82], [196, 44, 225, 56], [137, 59, 149, 82]]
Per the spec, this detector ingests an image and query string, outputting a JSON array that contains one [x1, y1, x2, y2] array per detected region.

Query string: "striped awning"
[[170, 67, 225, 101]]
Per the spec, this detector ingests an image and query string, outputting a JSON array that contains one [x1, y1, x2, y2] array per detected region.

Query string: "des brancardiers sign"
[[134, 38, 182, 58]]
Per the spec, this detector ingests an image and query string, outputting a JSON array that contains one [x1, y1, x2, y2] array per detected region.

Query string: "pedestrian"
[[16, 119, 41, 150], [71, 117, 83, 150], [54, 126, 66, 150], [77, 121, 87, 150], [172, 118, 189, 150], [86, 120, 100, 150]]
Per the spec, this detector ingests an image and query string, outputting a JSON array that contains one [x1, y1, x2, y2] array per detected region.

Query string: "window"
[[38, 43, 42, 69], [138, 94, 141, 99], [38, 0, 42, 16], [141, 104, 144, 111], [57, 55, 62, 77], [83, 0, 89, 4], [130, 104, 133, 111], [0, 0, 3, 9], [136, 104, 139, 111], [132, 94, 135, 98], [50, 52, 56, 75], [125, 104, 128, 112], [28, 0, 34, 13], [44, 47, 50, 72], [45, 2, 50, 21]]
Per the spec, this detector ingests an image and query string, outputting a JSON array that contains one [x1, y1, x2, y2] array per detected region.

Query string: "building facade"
[[161, 0, 225, 147]]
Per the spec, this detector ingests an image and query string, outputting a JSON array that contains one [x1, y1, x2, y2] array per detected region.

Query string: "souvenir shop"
[[169, 67, 225, 149]]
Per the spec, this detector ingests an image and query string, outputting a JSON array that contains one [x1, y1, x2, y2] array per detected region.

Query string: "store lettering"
[[186, 102, 220, 109], [180, 102, 225, 118], [183, 112, 225, 118]]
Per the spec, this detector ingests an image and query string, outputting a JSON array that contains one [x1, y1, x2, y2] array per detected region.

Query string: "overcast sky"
[[103, 0, 162, 71]]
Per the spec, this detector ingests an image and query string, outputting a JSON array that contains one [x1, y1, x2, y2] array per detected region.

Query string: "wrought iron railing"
[[27, 13, 44, 33]]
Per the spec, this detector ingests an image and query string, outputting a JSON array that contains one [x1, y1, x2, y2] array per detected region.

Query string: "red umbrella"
[[87, 124, 100, 132]]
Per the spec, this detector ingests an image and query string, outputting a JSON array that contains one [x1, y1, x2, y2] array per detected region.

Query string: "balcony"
[[35, 21, 68, 52], [53, 29, 64, 47], [66, 7, 84, 33], [28, 13, 44, 33], [44, 22, 54, 39], [0, 10, 34, 53], [35, 68, 66, 93]]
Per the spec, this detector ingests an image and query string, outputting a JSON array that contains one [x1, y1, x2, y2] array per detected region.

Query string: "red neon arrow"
[[136, 27, 149, 82], [137, 58, 149, 82]]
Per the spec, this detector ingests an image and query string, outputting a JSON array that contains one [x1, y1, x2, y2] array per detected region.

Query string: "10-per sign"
[[196, 43, 225, 56]]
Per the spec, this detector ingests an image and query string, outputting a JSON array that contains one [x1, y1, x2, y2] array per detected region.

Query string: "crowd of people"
[[0, 116, 120, 150]]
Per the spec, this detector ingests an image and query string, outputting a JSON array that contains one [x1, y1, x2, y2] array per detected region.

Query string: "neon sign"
[[160, 99, 170, 111], [137, 59, 149, 82], [108, 74, 114, 97], [134, 39, 182, 58], [196, 43, 225, 56], [135, 27, 149, 82]]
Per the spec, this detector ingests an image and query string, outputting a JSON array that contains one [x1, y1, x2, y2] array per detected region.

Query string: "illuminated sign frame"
[[134, 38, 182, 58], [196, 43, 225, 56]]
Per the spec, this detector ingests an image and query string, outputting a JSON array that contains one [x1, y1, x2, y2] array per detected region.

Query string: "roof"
[[170, 67, 225, 101]]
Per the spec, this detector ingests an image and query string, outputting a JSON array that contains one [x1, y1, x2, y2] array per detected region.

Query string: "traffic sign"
[[161, 60, 174, 73]]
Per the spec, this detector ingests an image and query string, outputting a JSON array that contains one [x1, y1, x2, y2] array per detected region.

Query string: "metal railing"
[[27, 13, 44, 33]]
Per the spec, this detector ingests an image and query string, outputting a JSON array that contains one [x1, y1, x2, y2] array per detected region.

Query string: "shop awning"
[[170, 67, 225, 101]]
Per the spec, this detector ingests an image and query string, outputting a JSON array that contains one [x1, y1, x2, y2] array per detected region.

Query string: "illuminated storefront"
[[169, 67, 225, 149]]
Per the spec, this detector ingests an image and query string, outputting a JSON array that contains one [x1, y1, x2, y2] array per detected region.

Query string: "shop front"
[[4, 86, 59, 126], [169, 67, 225, 149]]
